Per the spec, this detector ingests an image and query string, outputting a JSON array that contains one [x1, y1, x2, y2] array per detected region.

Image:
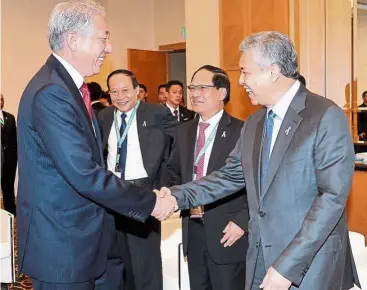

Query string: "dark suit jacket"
[[357, 103, 367, 140], [171, 85, 360, 289], [98, 102, 178, 190], [1, 111, 17, 173], [166, 111, 249, 264], [165, 104, 195, 123], [92, 101, 107, 116], [178, 106, 195, 122], [16, 55, 157, 283]]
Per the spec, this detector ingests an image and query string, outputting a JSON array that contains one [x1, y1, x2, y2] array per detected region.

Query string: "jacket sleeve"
[[33, 84, 156, 222], [171, 122, 247, 209]]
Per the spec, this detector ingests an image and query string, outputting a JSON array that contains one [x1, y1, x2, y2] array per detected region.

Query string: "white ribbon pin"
[[285, 126, 292, 135], [143, 121, 147, 127], [221, 131, 226, 138]]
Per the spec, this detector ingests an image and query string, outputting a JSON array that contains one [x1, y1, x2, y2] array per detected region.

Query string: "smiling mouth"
[[117, 100, 129, 106]]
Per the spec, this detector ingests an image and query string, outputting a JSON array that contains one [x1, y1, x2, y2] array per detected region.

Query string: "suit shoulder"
[[3, 111, 15, 120], [229, 115, 244, 127], [305, 91, 342, 115], [142, 102, 169, 113], [98, 106, 114, 120]]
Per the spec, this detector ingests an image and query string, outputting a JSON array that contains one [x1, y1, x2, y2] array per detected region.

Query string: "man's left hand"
[[220, 221, 245, 247], [260, 267, 291, 290]]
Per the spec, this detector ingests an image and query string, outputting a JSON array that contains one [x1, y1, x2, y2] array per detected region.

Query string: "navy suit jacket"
[[16, 55, 156, 283]]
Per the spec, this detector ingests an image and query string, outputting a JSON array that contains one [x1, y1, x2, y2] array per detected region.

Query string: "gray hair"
[[239, 31, 299, 79], [48, 0, 106, 52]]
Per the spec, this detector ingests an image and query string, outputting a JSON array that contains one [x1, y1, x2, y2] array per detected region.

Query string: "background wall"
[[154, 0, 185, 46], [185, 0, 220, 109], [358, 10, 367, 104]]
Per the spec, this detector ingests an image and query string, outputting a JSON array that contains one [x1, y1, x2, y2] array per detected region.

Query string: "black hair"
[[87, 82, 102, 101], [139, 84, 147, 93], [191, 65, 231, 105], [157, 84, 167, 93], [297, 75, 306, 87], [107, 69, 139, 90], [166, 80, 184, 92], [363, 91, 367, 99]]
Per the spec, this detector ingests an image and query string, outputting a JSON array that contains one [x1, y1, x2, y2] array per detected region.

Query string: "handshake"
[[151, 187, 178, 221]]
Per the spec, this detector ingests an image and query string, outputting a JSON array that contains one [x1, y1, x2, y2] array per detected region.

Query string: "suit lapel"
[[250, 109, 267, 203], [102, 107, 114, 151], [206, 111, 231, 174], [49, 55, 96, 138], [92, 111, 104, 166], [260, 88, 306, 202], [184, 119, 199, 179], [136, 103, 151, 172]]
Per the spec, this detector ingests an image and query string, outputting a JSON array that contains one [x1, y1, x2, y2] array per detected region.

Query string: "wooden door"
[[220, 0, 290, 120], [128, 49, 167, 104]]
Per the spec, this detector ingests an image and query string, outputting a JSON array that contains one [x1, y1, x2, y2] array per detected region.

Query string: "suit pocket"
[[318, 233, 342, 254], [60, 202, 99, 227], [283, 149, 306, 164]]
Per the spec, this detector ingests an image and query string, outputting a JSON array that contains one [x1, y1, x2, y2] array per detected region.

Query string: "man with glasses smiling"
[[98, 69, 178, 290], [165, 65, 249, 290]]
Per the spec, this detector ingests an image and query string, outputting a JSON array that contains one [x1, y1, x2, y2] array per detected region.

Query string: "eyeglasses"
[[109, 88, 133, 97], [187, 84, 216, 92]]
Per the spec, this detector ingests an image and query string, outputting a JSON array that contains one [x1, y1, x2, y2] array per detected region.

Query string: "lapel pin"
[[221, 131, 226, 138], [143, 121, 147, 127], [285, 126, 292, 135]]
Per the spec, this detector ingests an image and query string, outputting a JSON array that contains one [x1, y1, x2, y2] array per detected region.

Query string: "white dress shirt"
[[268, 80, 300, 155], [193, 109, 224, 179], [166, 103, 180, 121], [107, 108, 148, 180]]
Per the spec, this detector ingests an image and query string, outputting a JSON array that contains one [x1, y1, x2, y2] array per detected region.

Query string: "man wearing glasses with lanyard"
[[165, 65, 249, 290], [98, 69, 178, 290]]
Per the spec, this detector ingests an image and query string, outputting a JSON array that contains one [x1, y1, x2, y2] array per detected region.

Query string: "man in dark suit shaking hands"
[[166, 65, 249, 290], [16, 1, 175, 289]]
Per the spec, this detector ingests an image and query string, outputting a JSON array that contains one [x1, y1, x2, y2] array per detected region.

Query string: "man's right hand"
[[151, 188, 177, 220], [359, 132, 366, 140]]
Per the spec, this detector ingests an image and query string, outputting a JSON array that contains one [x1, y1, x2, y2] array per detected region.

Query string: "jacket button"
[[256, 242, 260, 248], [259, 211, 266, 217]]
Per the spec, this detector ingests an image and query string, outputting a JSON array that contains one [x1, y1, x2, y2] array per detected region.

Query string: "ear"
[[270, 64, 281, 82], [135, 86, 140, 95], [65, 32, 79, 52], [218, 88, 227, 101]]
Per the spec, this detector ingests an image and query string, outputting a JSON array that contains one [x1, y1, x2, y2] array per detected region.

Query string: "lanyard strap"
[[114, 100, 140, 165], [193, 122, 219, 167], [0, 118, 4, 125]]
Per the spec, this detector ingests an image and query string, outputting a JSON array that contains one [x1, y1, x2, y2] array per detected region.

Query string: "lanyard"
[[0, 118, 4, 126], [114, 100, 140, 167], [193, 122, 219, 173]]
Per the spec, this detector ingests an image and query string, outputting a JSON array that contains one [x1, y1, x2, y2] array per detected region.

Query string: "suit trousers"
[[1, 155, 17, 215], [251, 244, 267, 290], [187, 219, 246, 290]]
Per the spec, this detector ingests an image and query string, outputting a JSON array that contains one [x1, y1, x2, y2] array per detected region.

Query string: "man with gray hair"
[[16, 1, 176, 289], [158, 31, 360, 290]]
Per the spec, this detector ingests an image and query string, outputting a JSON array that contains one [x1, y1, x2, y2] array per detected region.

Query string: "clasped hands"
[[151, 187, 178, 220]]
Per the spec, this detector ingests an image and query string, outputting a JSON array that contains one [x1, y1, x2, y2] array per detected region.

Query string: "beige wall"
[[358, 11, 367, 104], [298, 0, 353, 108], [154, 0, 185, 46], [185, 0, 220, 109]]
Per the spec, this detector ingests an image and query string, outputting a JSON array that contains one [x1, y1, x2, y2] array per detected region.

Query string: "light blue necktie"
[[260, 110, 276, 194]]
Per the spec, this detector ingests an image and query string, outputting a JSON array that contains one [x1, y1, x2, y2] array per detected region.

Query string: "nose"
[[239, 72, 245, 86], [105, 40, 112, 54]]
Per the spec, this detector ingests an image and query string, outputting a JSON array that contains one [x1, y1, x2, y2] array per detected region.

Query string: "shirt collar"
[[269, 80, 300, 119], [166, 102, 179, 113], [199, 109, 224, 126], [53, 53, 84, 90]]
